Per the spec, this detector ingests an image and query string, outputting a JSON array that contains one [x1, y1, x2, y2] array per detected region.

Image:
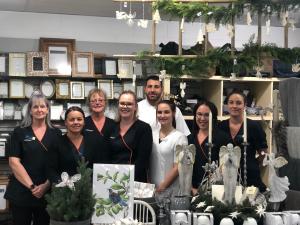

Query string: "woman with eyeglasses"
[[110, 90, 152, 182], [83, 88, 116, 164], [189, 100, 230, 195], [4, 91, 61, 225]]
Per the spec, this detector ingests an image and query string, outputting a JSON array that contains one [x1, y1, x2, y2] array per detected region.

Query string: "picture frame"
[[40, 80, 55, 98], [9, 79, 25, 98], [24, 82, 36, 99], [0, 82, 8, 98], [122, 81, 136, 93], [133, 60, 144, 77], [92, 164, 134, 224], [0, 53, 9, 76], [3, 102, 15, 120], [0, 179, 9, 212], [72, 52, 94, 77], [26, 52, 49, 76], [39, 38, 75, 76], [97, 79, 113, 99], [94, 53, 105, 77], [50, 104, 64, 121], [136, 85, 144, 99], [55, 79, 70, 99], [84, 81, 95, 97], [103, 58, 118, 76], [117, 59, 133, 78], [9, 53, 26, 77], [70, 81, 85, 99]]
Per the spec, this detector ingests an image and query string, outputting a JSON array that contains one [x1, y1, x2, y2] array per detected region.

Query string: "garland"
[[153, 0, 300, 24]]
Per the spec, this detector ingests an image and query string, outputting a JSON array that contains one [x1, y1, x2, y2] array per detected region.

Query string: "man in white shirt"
[[138, 75, 190, 136]]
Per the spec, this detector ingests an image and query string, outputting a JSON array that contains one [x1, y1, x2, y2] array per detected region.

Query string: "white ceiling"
[[0, 0, 299, 26]]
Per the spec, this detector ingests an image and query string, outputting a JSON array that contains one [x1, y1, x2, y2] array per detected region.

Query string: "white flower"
[[191, 195, 198, 203], [55, 172, 81, 189], [204, 205, 215, 212], [196, 201, 206, 208], [229, 211, 241, 219], [255, 204, 266, 217]]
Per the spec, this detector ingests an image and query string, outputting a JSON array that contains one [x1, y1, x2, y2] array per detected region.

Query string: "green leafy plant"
[[46, 160, 96, 222], [94, 171, 130, 218]]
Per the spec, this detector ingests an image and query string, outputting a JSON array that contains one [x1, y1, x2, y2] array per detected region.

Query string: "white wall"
[[0, 10, 299, 54]]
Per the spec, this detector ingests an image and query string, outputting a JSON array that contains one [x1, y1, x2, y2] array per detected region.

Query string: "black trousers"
[[10, 202, 49, 225]]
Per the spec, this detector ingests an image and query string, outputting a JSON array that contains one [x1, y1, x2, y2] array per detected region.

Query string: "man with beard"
[[138, 75, 190, 136]]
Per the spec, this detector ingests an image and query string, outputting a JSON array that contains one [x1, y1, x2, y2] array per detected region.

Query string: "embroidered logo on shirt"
[[24, 136, 36, 142], [85, 129, 94, 132]]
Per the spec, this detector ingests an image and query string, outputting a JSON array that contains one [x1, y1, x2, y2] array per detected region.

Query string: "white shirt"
[[138, 99, 191, 136], [150, 129, 188, 192]]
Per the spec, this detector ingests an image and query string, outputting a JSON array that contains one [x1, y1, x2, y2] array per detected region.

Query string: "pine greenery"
[[46, 161, 96, 222]]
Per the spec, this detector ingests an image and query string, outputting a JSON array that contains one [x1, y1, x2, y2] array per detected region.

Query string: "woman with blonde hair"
[[110, 90, 153, 182]]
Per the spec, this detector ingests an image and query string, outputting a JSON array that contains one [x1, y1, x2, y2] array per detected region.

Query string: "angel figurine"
[[263, 153, 289, 202], [219, 143, 241, 204]]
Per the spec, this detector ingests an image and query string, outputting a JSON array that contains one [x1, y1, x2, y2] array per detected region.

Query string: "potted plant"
[[46, 161, 96, 225]]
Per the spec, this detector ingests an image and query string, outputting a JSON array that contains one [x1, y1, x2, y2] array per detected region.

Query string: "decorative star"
[[196, 201, 206, 208], [55, 172, 81, 189], [204, 205, 215, 212], [255, 204, 266, 217], [229, 211, 241, 219], [191, 195, 199, 203]]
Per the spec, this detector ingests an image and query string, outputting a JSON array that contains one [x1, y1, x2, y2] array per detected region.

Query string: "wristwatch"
[[29, 184, 35, 190]]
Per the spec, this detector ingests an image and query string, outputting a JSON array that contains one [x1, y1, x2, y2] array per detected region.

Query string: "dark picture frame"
[[102, 58, 118, 76], [26, 52, 49, 76], [94, 53, 106, 77]]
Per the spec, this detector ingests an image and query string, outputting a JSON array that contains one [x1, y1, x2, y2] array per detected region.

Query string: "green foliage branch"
[[46, 160, 96, 222]]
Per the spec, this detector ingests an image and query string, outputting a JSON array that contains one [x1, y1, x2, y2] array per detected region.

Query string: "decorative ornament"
[[138, 1, 148, 29], [126, 1, 136, 27], [255, 204, 266, 217], [191, 195, 199, 203], [219, 218, 234, 225], [206, 23, 217, 33], [247, 12, 252, 25], [153, 9, 161, 24], [196, 201, 206, 209], [289, 19, 296, 31], [180, 82, 186, 98], [292, 63, 300, 72], [204, 206, 215, 212], [229, 211, 241, 219], [197, 215, 211, 225], [180, 17, 185, 32], [281, 11, 289, 26], [243, 217, 258, 225], [116, 11, 127, 20], [55, 172, 81, 189], [254, 65, 264, 78], [174, 212, 188, 225], [263, 153, 289, 202], [227, 24, 234, 38], [159, 69, 166, 81], [197, 27, 204, 44], [266, 19, 271, 35]]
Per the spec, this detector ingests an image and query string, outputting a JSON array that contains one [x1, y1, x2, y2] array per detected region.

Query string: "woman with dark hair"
[[5, 91, 61, 225], [150, 100, 188, 194], [110, 90, 152, 182], [189, 100, 230, 195], [218, 89, 268, 192], [84, 88, 116, 164], [51, 106, 110, 180]]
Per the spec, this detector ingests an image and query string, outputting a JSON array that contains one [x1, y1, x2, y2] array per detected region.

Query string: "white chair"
[[133, 199, 156, 225]]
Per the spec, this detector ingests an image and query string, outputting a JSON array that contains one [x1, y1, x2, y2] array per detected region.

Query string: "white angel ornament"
[[263, 153, 289, 202], [219, 143, 241, 204]]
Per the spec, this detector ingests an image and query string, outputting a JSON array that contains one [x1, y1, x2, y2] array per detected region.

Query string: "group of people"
[[4, 75, 268, 225]]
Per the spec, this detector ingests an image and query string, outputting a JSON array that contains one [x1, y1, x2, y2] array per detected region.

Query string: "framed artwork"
[[92, 164, 134, 224], [40, 80, 55, 98], [133, 61, 143, 77], [3, 102, 15, 120], [122, 81, 136, 93], [72, 52, 94, 77], [55, 79, 70, 99], [136, 85, 144, 99], [113, 82, 123, 99], [94, 53, 105, 77], [24, 82, 35, 99], [9, 79, 25, 98], [0, 82, 8, 98], [0, 180, 9, 212], [97, 80, 113, 99], [118, 59, 133, 78], [103, 58, 118, 76], [84, 81, 95, 97], [50, 104, 64, 121], [26, 52, 48, 76], [39, 38, 75, 76], [70, 81, 85, 99], [0, 53, 9, 76], [9, 53, 26, 77]]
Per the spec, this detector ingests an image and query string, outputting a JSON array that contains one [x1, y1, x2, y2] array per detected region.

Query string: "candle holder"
[[204, 142, 214, 193], [241, 142, 249, 188]]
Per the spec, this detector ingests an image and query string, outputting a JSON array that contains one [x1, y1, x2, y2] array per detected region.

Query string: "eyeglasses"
[[90, 99, 105, 104], [119, 102, 134, 108], [196, 112, 210, 118]]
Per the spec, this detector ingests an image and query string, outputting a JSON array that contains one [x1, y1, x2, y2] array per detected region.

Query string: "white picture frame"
[[97, 80, 113, 99], [0, 82, 8, 98], [40, 80, 55, 98], [92, 164, 134, 224], [118, 59, 133, 78], [50, 104, 64, 120], [9, 53, 26, 77], [70, 81, 85, 99], [9, 79, 25, 98]]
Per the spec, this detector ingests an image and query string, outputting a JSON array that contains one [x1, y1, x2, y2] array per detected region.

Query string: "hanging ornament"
[[197, 27, 204, 43], [123, 1, 127, 8], [289, 19, 296, 31], [246, 11, 252, 25], [266, 19, 271, 35], [227, 24, 234, 38], [180, 17, 185, 32], [127, 1, 136, 27], [153, 9, 161, 24], [206, 23, 216, 33], [137, 1, 148, 29], [292, 63, 300, 72], [180, 82, 186, 98], [281, 11, 289, 26], [116, 2, 126, 20]]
